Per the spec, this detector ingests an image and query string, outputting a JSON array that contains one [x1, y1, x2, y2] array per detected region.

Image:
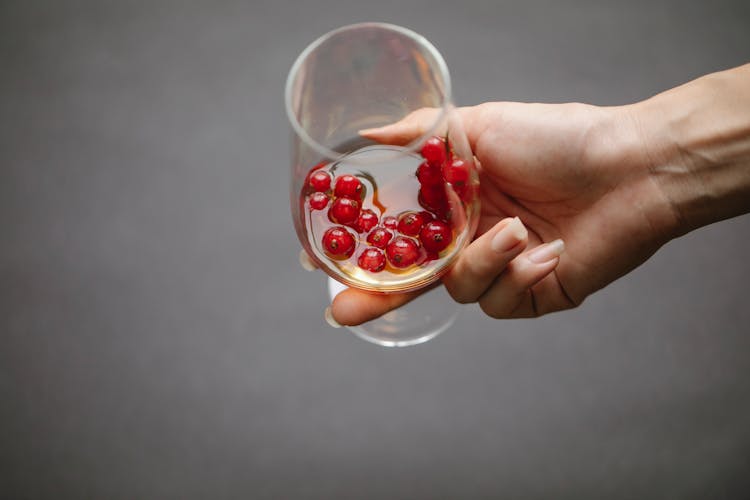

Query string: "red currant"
[[309, 170, 331, 192], [420, 220, 452, 253], [386, 236, 421, 268], [334, 174, 363, 199], [442, 158, 469, 194], [357, 247, 386, 272], [355, 209, 378, 234], [382, 216, 398, 230], [418, 210, 435, 222], [309, 192, 329, 210], [322, 226, 356, 258], [328, 197, 360, 225], [366, 226, 393, 249], [422, 251, 439, 263], [420, 136, 447, 167], [416, 161, 443, 187], [418, 184, 448, 214], [397, 211, 427, 236]]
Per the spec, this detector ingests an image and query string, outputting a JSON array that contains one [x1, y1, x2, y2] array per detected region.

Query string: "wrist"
[[584, 103, 683, 245], [624, 64, 750, 237]]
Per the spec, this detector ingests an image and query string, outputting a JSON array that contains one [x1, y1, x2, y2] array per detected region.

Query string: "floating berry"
[[382, 216, 398, 230], [420, 136, 447, 167], [322, 226, 356, 258], [420, 220, 452, 253], [416, 161, 443, 187], [334, 174, 363, 199], [397, 211, 427, 236], [443, 158, 469, 195], [386, 236, 421, 268], [366, 226, 393, 249], [309, 170, 331, 192], [355, 209, 378, 233], [309, 192, 329, 210], [328, 197, 360, 225], [357, 247, 386, 272]]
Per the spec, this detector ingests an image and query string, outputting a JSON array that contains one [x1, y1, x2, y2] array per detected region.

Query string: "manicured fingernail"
[[491, 217, 527, 253], [324, 306, 341, 328], [299, 250, 316, 271], [527, 239, 565, 264]]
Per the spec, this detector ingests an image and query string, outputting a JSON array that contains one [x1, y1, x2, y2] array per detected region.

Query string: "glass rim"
[[284, 22, 453, 162]]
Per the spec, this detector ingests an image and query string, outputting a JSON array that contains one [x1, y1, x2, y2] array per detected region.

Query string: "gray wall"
[[1, 1, 749, 498]]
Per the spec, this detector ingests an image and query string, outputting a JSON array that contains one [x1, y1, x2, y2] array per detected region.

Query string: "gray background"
[[1, 0, 749, 498]]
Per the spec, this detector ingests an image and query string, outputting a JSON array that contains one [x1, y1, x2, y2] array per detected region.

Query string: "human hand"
[[319, 64, 750, 326], [315, 101, 674, 326]]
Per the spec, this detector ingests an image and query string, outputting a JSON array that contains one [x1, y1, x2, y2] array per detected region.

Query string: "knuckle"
[[444, 281, 475, 305], [478, 298, 509, 319]]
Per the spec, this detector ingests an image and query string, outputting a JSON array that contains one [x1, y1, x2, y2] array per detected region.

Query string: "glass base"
[[327, 278, 459, 347]]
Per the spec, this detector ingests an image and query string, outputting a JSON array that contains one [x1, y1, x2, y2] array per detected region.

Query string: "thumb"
[[327, 287, 426, 327]]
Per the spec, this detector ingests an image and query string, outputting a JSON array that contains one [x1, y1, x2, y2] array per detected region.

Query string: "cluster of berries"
[[305, 136, 468, 273]]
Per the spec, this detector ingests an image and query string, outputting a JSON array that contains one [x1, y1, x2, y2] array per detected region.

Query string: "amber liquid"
[[301, 143, 474, 293]]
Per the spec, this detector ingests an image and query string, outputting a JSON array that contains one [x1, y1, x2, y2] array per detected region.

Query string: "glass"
[[286, 23, 479, 346]]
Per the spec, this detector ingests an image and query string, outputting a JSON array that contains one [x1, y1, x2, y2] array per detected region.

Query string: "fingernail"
[[324, 306, 341, 328], [299, 250, 316, 271], [527, 239, 565, 264], [491, 217, 527, 253]]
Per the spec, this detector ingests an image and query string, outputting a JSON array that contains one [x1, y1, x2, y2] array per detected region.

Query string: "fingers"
[[327, 236, 564, 326], [327, 287, 425, 327], [443, 217, 529, 303], [477, 239, 565, 318]]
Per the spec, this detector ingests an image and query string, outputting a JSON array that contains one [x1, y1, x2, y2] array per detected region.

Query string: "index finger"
[[360, 106, 483, 150]]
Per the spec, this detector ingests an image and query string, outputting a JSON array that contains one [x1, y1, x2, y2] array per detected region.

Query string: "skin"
[[311, 63, 750, 327]]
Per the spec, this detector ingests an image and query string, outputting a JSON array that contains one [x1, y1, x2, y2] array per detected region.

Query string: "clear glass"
[[286, 23, 479, 346]]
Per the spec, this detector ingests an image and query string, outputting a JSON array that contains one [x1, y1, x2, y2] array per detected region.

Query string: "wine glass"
[[285, 23, 479, 347]]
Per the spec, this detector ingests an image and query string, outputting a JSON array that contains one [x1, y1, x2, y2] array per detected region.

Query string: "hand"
[[320, 63, 750, 326], [318, 101, 675, 326]]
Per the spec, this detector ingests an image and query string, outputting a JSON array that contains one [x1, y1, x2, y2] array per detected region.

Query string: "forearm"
[[628, 64, 750, 236]]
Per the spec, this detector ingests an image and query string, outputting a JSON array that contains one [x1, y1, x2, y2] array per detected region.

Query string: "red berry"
[[397, 211, 427, 236], [418, 184, 448, 214], [366, 226, 393, 249], [355, 209, 378, 233], [309, 192, 329, 210], [357, 247, 386, 272], [322, 226, 356, 258], [443, 158, 469, 194], [334, 174, 363, 199], [386, 236, 421, 268], [382, 216, 398, 230], [416, 161, 443, 187], [419, 210, 434, 222], [420, 136, 447, 167], [328, 197, 360, 225], [309, 170, 331, 192], [420, 220, 452, 253], [423, 251, 439, 263]]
